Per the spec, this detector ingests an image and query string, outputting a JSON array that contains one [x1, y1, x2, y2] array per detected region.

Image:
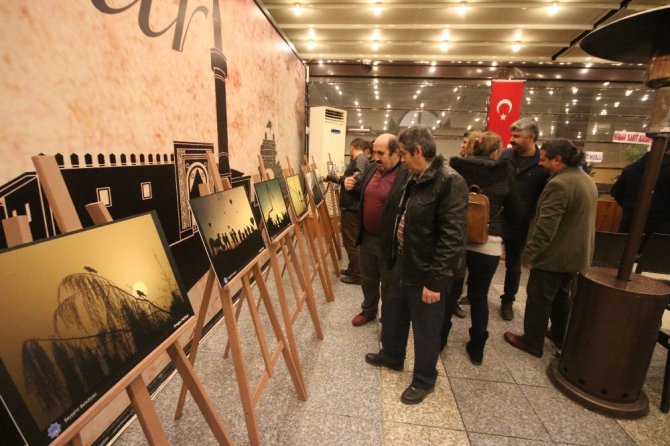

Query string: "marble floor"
[[114, 256, 670, 445]]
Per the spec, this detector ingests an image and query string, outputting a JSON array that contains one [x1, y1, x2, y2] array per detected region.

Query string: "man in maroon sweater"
[[345, 133, 409, 326]]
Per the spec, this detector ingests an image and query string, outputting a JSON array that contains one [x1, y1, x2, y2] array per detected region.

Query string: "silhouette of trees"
[[20, 262, 189, 421]]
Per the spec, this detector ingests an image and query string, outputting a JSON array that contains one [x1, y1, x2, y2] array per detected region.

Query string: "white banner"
[[585, 151, 603, 163], [612, 131, 652, 145]]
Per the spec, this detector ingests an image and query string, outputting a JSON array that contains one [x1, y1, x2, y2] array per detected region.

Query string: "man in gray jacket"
[[504, 138, 598, 358]]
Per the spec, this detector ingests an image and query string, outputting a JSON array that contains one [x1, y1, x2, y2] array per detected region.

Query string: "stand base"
[[547, 359, 649, 419]]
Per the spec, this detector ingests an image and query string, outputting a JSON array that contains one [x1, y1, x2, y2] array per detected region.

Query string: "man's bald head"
[[372, 133, 401, 172]]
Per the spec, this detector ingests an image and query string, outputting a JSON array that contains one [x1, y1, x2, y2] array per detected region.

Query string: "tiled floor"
[[114, 256, 670, 445]]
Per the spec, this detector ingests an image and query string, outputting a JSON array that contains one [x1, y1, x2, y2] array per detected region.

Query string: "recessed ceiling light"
[[373, 2, 383, 16], [548, 1, 560, 16], [641, 94, 649, 101], [572, 87, 578, 94], [625, 89, 633, 96], [293, 3, 302, 16], [440, 43, 449, 52], [603, 81, 610, 86], [457, 1, 467, 16], [512, 42, 522, 53], [614, 101, 620, 107], [307, 40, 315, 50]]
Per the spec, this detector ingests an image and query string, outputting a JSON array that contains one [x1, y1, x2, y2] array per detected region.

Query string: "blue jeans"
[[379, 260, 448, 389]]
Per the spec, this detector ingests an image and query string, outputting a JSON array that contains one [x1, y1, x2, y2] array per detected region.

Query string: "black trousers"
[[359, 232, 391, 318], [379, 259, 448, 389], [340, 210, 360, 279], [501, 237, 525, 303], [523, 268, 576, 351], [442, 250, 499, 347]]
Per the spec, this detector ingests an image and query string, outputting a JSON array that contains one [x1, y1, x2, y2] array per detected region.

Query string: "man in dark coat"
[[611, 146, 670, 235], [326, 137, 370, 284], [497, 117, 548, 321], [365, 126, 467, 405], [346, 133, 409, 327]]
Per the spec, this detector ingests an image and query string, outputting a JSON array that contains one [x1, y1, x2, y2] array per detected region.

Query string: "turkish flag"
[[487, 80, 525, 146]]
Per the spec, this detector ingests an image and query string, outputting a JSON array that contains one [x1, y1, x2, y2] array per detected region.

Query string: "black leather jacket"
[[449, 156, 522, 237], [356, 161, 409, 266], [393, 155, 468, 292]]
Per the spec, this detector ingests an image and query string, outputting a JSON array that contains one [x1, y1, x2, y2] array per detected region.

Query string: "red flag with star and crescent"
[[487, 80, 525, 146]]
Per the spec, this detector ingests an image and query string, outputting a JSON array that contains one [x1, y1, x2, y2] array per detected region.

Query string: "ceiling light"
[[338, 91, 342, 95], [603, 81, 610, 86], [371, 40, 380, 51], [441, 111, 446, 116], [492, 61, 498, 66], [600, 109, 607, 115], [308, 28, 316, 39], [440, 43, 449, 52], [372, 28, 381, 39], [386, 103, 391, 108], [293, 3, 302, 16], [548, 1, 560, 16], [548, 90, 554, 95], [530, 90, 534, 95], [457, 1, 467, 16], [442, 28, 450, 41], [358, 112, 362, 117], [467, 124, 472, 130], [429, 66, 436, 73], [625, 89, 633, 96], [572, 87, 578, 94], [585, 63, 592, 68], [512, 42, 522, 53], [641, 94, 649, 101], [413, 95, 417, 99], [596, 96, 601, 101], [572, 99, 577, 104], [437, 119, 441, 123], [614, 101, 620, 107], [592, 124, 598, 135], [514, 29, 523, 41], [318, 59, 323, 65], [307, 40, 315, 50], [354, 100, 359, 106], [565, 120, 569, 124], [420, 103, 425, 108], [373, 2, 383, 16]]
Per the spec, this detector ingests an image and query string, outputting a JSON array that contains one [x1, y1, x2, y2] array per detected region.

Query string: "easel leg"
[[241, 274, 274, 377], [126, 376, 170, 446], [283, 237, 324, 340], [167, 342, 234, 445], [318, 203, 341, 276], [251, 264, 307, 400], [223, 293, 246, 359], [219, 287, 261, 445], [305, 218, 335, 302], [175, 270, 216, 420]]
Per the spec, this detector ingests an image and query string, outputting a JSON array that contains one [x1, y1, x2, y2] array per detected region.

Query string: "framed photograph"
[[190, 186, 266, 286], [254, 179, 291, 241], [304, 171, 324, 206], [0, 213, 193, 446], [285, 174, 308, 220]]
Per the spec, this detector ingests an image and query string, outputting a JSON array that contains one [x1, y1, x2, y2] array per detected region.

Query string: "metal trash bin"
[[547, 266, 669, 418]]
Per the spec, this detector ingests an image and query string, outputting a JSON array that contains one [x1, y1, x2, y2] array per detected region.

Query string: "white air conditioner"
[[308, 106, 347, 176]]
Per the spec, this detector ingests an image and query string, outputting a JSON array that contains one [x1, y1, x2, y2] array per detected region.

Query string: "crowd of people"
[[328, 119, 602, 405]]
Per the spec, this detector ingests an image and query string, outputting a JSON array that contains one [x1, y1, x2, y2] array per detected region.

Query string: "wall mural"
[[0, 1, 305, 442]]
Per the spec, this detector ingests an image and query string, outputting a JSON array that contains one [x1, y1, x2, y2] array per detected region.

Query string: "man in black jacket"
[[497, 118, 548, 321], [326, 137, 370, 284], [346, 133, 409, 326], [611, 146, 670, 235], [365, 126, 467, 405]]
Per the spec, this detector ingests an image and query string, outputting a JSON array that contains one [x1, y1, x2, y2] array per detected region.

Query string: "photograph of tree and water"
[[0, 213, 193, 446], [285, 174, 307, 219], [190, 186, 265, 286], [304, 171, 324, 206], [254, 178, 291, 241]]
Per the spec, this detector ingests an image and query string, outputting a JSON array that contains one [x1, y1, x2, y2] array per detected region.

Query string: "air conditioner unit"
[[308, 106, 347, 176]]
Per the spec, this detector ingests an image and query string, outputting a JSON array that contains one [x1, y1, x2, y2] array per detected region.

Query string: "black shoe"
[[340, 268, 351, 276], [459, 295, 470, 305], [340, 275, 361, 285], [453, 304, 466, 319], [365, 353, 403, 371], [400, 385, 435, 405], [501, 301, 514, 321], [465, 341, 483, 366]]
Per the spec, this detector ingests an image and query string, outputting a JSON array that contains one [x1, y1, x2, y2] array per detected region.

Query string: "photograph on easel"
[[304, 171, 324, 205], [285, 174, 308, 219], [254, 178, 291, 241], [190, 186, 265, 286], [0, 213, 193, 446]]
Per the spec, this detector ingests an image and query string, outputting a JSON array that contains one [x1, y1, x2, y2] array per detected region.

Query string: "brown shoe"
[[352, 313, 374, 326], [503, 332, 542, 358], [400, 385, 435, 405]]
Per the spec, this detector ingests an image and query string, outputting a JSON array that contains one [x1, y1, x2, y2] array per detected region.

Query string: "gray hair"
[[397, 125, 436, 159], [510, 117, 539, 141]]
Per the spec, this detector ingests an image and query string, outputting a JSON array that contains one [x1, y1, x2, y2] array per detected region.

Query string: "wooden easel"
[[3, 155, 234, 446], [173, 153, 307, 445], [302, 162, 341, 278], [309, 156, 342, 262], [282, 160, 335, 303], [325, 153, 342, 249]]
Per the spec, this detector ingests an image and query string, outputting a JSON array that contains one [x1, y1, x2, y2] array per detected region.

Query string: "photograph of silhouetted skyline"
[[254, 178, 291, 240], [285, 174, 307, 219]]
